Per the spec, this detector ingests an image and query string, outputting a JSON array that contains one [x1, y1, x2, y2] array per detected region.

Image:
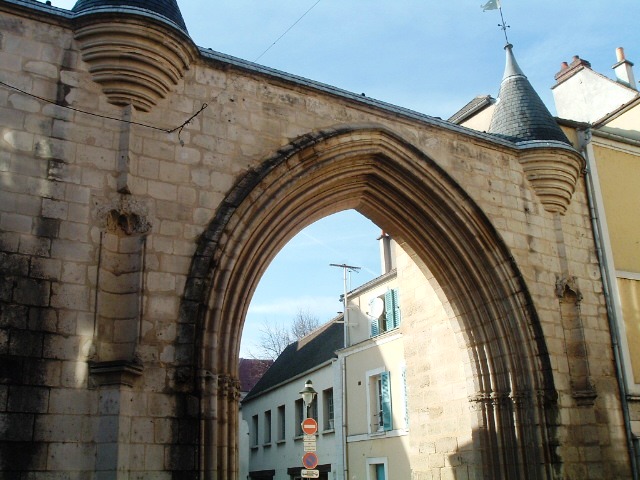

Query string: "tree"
[[250, 308, 320, 360], [290, 308, 320, 341]]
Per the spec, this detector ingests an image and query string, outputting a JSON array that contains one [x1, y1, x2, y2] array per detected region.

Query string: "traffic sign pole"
[[300, 418, 319, 477]]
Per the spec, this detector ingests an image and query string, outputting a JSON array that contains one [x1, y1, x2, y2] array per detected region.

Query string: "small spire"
[[488, 44, 570, 144], [502, 44, 525, 80]]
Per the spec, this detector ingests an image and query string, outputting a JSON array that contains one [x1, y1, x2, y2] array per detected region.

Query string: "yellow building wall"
[[347, 436, 412, 480], [344, 337, 407, 436], [619, 278, 640, 384], [594, 145, 640, 272], [606, 106, 640, 142], [594, 136, 640, 387]]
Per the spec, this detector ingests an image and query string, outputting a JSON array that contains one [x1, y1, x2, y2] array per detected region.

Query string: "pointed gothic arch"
[[181, 125, 558, 479]]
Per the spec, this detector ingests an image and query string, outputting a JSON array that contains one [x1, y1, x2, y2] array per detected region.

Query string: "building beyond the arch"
[[0, 0, 636, 478]]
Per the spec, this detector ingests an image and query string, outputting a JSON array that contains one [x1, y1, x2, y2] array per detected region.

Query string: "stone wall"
[[0, 3, 632, 478]]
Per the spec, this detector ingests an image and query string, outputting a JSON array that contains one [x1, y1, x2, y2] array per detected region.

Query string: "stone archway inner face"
[[184, 127, 557, 479]]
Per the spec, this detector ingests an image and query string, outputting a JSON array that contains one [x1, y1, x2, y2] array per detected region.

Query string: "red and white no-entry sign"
[[301, 418, 318, 435]]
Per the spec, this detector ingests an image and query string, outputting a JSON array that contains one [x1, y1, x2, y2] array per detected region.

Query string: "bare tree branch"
[[250, 308, 320, 360], [290, 308, 319, 340]]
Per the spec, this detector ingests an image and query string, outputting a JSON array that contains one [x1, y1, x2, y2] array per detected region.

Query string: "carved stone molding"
[[517, 146, 584, 215], [74, 17, 197, 112], [89, 359, 144, 387], [218, 374, 242, 401], [571, 386, 598, 407]]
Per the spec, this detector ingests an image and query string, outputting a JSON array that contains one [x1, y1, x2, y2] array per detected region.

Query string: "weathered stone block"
[[50, 283, 89, 310], [0, 440, 47, 471], [0, 212, 33, 234], [9, 328, 44, 358], [34, 413, 91, 443], [47, 441, 96, 471], [8, 385, 49, 413]]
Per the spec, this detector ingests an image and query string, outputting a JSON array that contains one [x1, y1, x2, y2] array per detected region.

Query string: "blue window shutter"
[[385, 289, 400, 329], [371, 315, 379, 337], [384, 290, 393, 330], [380, 371, 392, 431], [393, 289, 401, 327]]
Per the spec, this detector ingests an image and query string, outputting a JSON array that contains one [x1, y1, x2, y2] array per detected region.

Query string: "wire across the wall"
[[0, 0, 322, 145]]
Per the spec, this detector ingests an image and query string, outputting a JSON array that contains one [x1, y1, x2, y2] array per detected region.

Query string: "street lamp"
[[299, 379, 317, 415], [299, 379, 320, 475]]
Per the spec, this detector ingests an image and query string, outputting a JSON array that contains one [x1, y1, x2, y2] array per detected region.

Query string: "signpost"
[[300, 417, 319, 478], [299, 383, 320, 480]]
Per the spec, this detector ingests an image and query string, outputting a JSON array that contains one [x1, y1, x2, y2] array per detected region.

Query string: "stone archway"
[[182, 126, 558, 479]]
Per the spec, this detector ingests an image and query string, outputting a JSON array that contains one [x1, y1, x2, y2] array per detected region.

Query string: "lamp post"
[[299, 380, 319, 477], [299, 379, 317, 416]]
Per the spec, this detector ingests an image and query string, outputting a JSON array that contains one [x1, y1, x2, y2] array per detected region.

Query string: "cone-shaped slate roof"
[[488, 44, 569, 144], [72, 0, 188, 32]]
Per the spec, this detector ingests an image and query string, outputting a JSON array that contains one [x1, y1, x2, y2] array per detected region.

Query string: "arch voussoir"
[[184, 125, 557, 479]]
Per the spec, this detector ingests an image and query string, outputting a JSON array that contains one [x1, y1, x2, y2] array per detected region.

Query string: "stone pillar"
[[89, 198, 150, 477], [556, 276, 597, 405]]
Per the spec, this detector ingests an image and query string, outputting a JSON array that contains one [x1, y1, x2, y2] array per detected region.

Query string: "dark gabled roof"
[[72, 0, 188, 32], [448, 95, 495, 124], [238, 358, 273, 394], [488, 44, 570, 145], [242, 318, 344, 402]]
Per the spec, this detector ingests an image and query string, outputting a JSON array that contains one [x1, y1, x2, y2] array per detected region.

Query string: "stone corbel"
[[555, 276, 583, 303], [517, 143, 585, 215], [74, 15, 198, 112]]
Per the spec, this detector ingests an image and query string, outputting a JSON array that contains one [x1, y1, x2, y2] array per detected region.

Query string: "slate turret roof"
[[488, 44, 570, 144], [72, 0, 188, 32]]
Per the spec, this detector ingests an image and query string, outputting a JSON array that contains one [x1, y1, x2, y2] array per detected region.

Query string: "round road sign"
[[302, 452, 319, 469], [301, 418, 318, 435]]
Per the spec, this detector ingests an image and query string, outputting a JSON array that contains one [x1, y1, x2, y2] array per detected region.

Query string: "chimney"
[[613, 47, 637, 90], [554, 55, 591, 84], [378, 231, 395, 274]]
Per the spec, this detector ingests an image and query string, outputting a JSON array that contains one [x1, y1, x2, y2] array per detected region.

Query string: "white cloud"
[[248, 295, 339, 317]]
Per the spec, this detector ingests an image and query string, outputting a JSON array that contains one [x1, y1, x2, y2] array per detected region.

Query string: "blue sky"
[[243, 211, 382, 357], [46, 0, 640, 355]]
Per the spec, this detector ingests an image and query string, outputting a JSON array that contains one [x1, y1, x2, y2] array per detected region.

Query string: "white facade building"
[[241, 320, 343, 479]]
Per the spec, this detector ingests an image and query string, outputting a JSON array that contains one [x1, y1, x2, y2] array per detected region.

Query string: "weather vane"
[[481, 0, 510, 45]]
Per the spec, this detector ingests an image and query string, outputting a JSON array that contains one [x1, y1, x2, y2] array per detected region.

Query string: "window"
[[295, 399, 304, 436], [323, 388, 334, 431], [309, 397, 318, 423], [368, 370, 392, 432], [264, 410, 272, 445], [370, 288, 400, 337], [277, 405, 286, 441], [366, 458, 388, 480], [251, 414, 259, 447]]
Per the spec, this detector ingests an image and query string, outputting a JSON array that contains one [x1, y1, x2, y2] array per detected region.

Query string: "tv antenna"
[[330, 263, 361, 347]]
